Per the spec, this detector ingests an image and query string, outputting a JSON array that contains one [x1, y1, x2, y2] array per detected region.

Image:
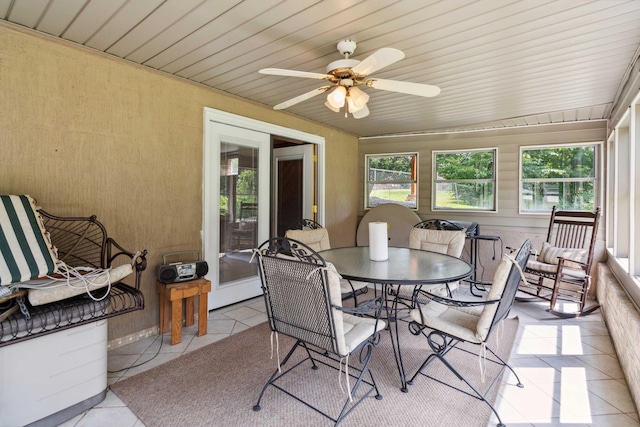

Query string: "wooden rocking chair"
[[518, 206, 601, 318]]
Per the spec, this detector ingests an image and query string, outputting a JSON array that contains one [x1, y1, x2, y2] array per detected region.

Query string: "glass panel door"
[[203, 122, 270, 309], [220, 144, 259, 282]]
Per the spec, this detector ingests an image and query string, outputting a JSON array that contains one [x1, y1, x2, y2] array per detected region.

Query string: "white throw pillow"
[[538, 242, 587, 270]]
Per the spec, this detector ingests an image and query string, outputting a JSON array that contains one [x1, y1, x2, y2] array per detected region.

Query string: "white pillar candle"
[[369, 222, 388, 261]]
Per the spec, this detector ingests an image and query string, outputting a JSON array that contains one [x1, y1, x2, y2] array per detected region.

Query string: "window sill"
[[606, 248, 640, 310]]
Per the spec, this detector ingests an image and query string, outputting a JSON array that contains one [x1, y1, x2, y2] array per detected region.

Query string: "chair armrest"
[[414, 287, 499, 308], [557, 257, 587, 266], [335, 296, 384, 316], [556, 257, 589, 272], [106, 237, 148, 290]]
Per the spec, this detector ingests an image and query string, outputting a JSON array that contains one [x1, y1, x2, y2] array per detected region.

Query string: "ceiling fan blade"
[[366, 78, 441, 97], [273, 86, 332, 110], [351, 48, 405, 76], [259, 68, 332, 80]]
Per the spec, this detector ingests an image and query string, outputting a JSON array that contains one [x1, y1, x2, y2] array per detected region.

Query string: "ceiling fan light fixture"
[[348, 86, 369, 108], [324, 100, 340, 112], [351, 104, 370, 119], [260, 39, 439, 119], [326, 86, 347, 109], [346, 96, 363, 113]]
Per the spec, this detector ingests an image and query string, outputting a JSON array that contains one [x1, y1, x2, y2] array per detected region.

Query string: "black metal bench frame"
[[0, 209, 147, 347]]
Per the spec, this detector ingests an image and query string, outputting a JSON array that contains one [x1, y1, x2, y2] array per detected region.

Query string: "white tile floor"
[[59, 289, 639, 427]]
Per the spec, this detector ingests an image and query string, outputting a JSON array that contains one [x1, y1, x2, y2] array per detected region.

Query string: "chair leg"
[[548, 276, 600, 318], [335, 341, 382, 425], [349, 280, 358, 307], [485, 346, 523, 389], [408, 330, 514, 427], [549, 274, 563, 311], [253, 338, 382, 426], [515, 275, 547, 303], [253, 339, 311, 411]]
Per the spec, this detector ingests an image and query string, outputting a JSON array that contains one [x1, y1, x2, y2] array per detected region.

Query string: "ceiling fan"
[[259, 40, 440, 119]]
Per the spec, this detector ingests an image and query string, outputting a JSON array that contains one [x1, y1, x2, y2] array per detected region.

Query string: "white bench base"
[[0, 320, 108, 427]]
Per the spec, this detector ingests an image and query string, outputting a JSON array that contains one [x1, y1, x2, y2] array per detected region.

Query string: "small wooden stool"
[[156, 278, 212, 345]]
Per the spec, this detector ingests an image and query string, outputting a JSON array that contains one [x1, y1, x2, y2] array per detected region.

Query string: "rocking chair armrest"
[[556, 257, 589, 276], [556, 257, 587, 267], [413, 288, 499, 308]]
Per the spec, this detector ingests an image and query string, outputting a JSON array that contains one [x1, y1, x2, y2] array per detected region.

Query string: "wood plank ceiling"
[[2, 0, 639, 137]]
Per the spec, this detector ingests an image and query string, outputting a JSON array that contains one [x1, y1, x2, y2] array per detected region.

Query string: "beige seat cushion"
[[393, 228, 467, 296], [409, 228, 466, 256], [325, 262, 385, 355], [27, 263, 133, 306], [526, 259, 587, 279], [409, 255, 512, 344], [285, 228, 331, 252], [340, 279, 369, 294]]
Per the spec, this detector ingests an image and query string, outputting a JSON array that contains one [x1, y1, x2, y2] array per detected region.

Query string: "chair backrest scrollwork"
[[255, 237, 346, 356]]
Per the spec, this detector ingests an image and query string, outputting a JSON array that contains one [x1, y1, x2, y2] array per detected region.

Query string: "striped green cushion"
[[0, 195, 58, 285]]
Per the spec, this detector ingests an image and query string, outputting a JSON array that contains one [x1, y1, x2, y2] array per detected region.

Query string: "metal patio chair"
[[388, 225, 467, 307], [252, 237, 386, 426], [406, 239, 532, 427], [285, 222, 369, 306]]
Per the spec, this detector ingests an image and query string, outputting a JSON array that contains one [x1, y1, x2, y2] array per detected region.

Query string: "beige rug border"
[[111, 317, 520, 427]]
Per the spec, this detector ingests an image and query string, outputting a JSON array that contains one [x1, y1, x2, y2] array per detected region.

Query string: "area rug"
[[110, 317, 520, 427]]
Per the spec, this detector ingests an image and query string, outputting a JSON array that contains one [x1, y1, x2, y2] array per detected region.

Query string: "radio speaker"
[[196, 261, 209, 277], [158, 265, 178, 284]]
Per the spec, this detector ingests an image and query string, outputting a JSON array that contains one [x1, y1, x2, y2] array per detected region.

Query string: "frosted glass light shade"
[[352, 104, 370, 119], [324, 101, 340, 112], [326, 86, 347, 109], [348, 86, 369, 108], [346, 96, 362, 113]]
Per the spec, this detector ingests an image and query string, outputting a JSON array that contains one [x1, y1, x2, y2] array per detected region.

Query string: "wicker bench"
[[0, 208, 147, 427]]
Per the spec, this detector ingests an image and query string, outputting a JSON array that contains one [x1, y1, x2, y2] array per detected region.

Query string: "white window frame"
[[607, 90, 640, 309], [432, 147, 497, 212], [518, 142, 601, 214], [364, 152, 418, 210]]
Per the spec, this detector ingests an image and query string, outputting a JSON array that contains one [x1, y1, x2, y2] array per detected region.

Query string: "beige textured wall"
[[0, 24, 358, 342], [359, 122, 607, 282]]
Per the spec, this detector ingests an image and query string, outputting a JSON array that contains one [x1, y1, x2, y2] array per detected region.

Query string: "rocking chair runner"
[[406, 239, 532, 427], [252, 237, 386, 426], [519, 206, 601, 317]]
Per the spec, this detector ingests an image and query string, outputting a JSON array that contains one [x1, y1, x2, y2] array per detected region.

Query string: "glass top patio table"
[[319, 246, 473, 393], [319, 246, 473, 285]]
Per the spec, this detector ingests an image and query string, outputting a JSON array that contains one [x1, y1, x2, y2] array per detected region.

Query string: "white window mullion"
[[605, 134, 615, 251], [616, 123, 631, 259], [632, 103, 640, 276]]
